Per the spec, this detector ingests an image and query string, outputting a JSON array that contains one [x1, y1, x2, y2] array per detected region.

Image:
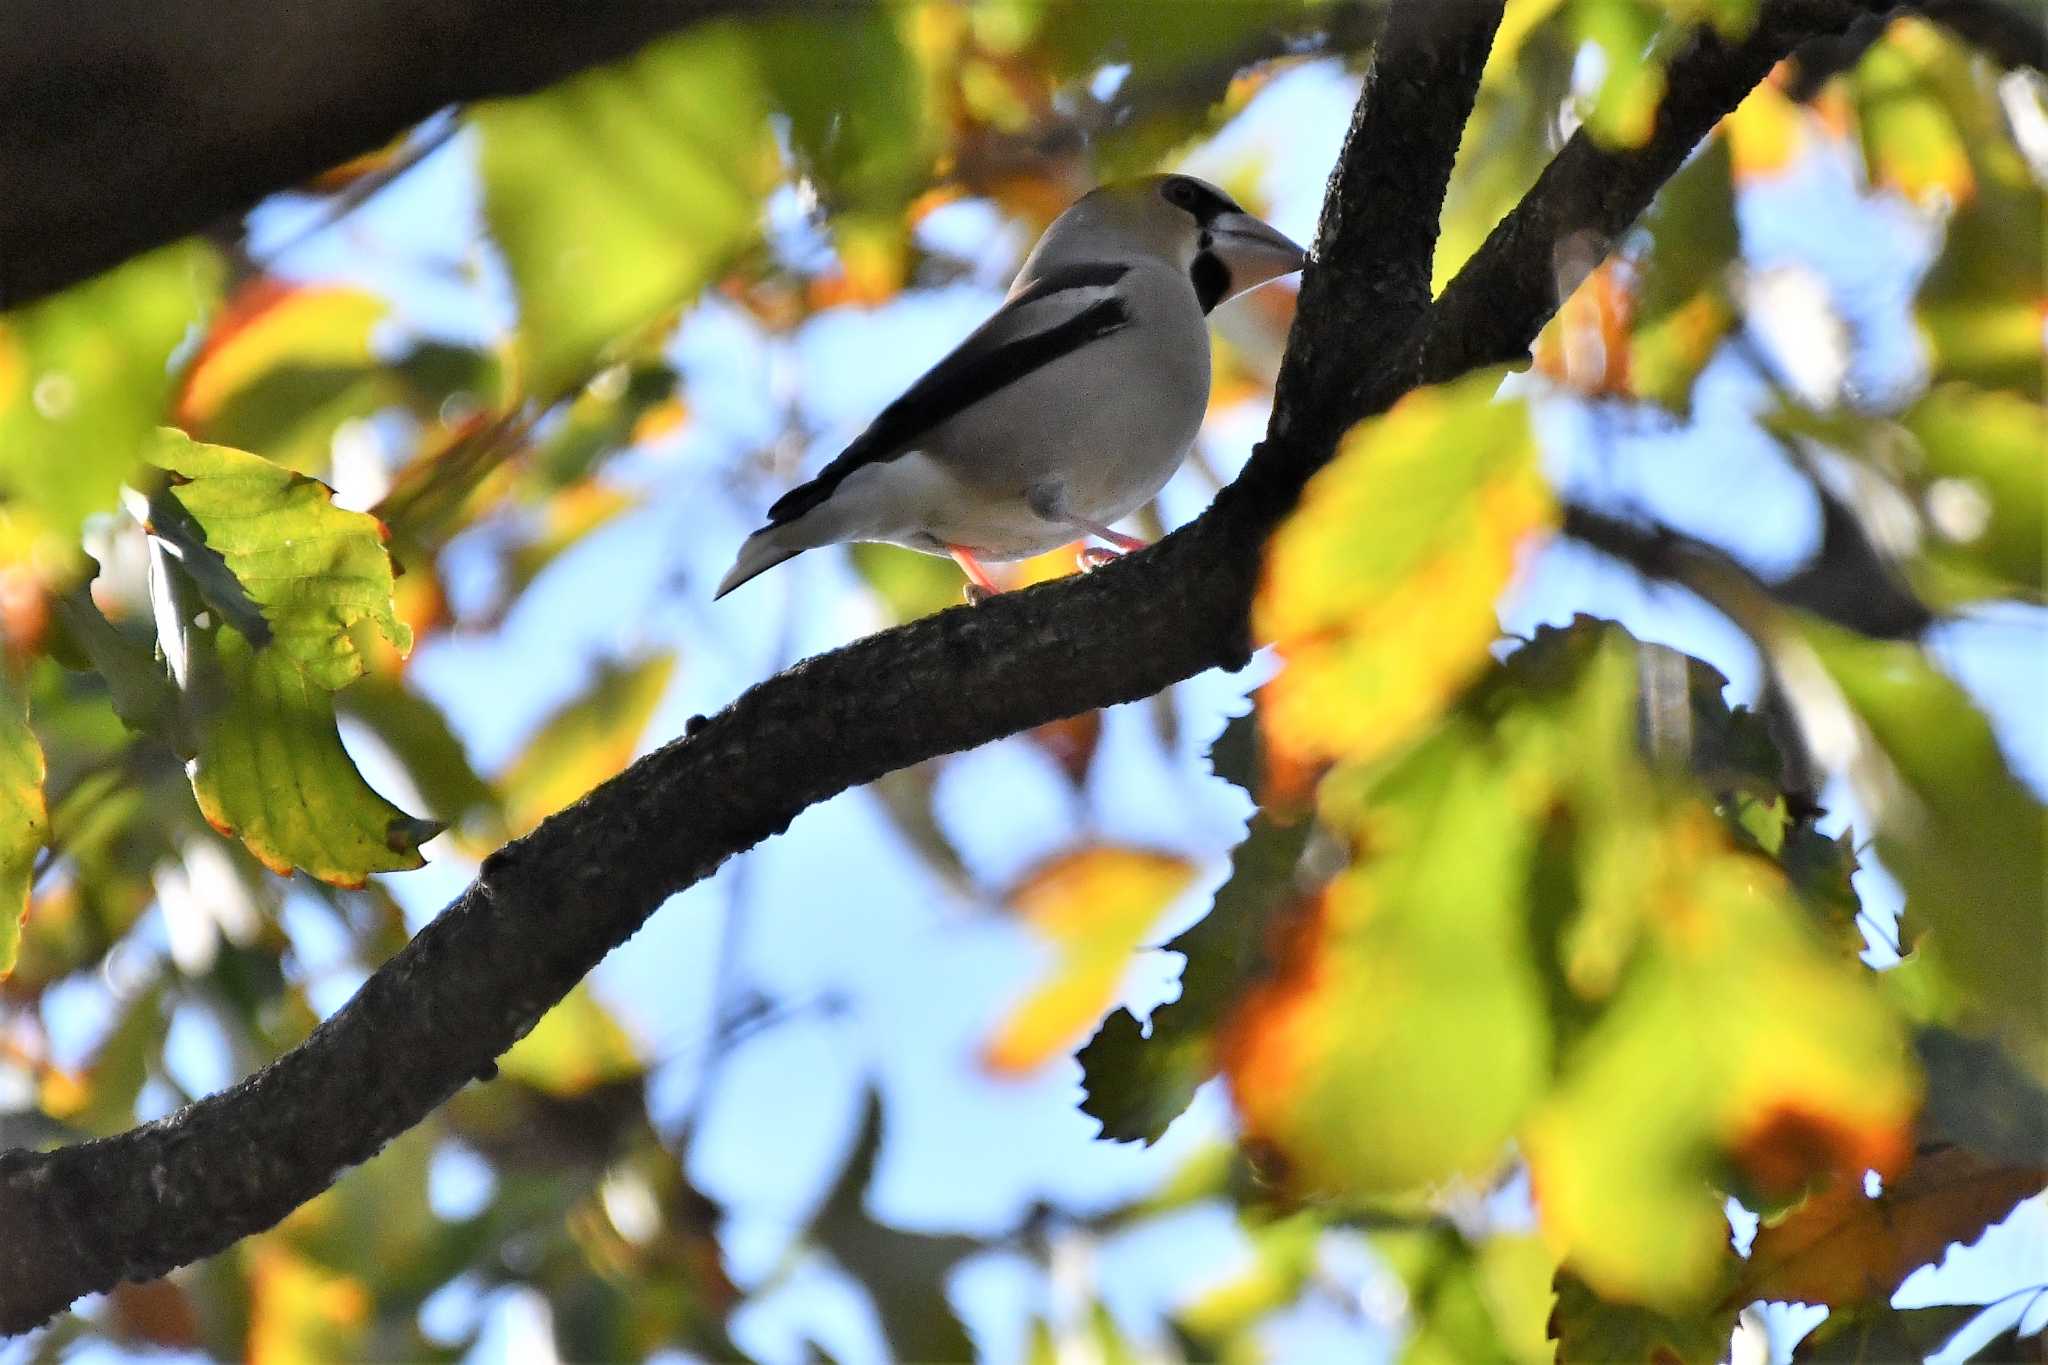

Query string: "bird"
[[714, 173, 1308, 602]]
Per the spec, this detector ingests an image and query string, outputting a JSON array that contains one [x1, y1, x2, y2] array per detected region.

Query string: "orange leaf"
[[1740, 1146, 2047, 1307], [983, 846, 1195, 1074], [174, 279, 386, 431]]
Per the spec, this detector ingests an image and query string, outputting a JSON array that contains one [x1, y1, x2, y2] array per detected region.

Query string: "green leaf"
[[1571, 0, 1669, 148], [148, 428, 412, 691], [497, 654, 676, 837], [498, 983, 642, 1097], [475, 23, 776, 399], [1548, 1270, 1736, 1365], [1634, 136, 1738, 322], [0, 241, 222, 572], [1222, 732, 1555, 1196], [1080, 714, 1311, 1142], [335, 676, 497, 832], [1853, 25, 1976, 210], [1791, 1302, 1984, 1362], [1916, 1027, 2048, 1167], [1899, 384, 2047, 603], [185, 626, 436, 886], [0, 668, 46, 978], [1628, 136, 1739, 410], [1373, 1228, 1555, 1365], [756, 10, 934, 214], [1435, 13, 1571, 294], [1804, 625, 2048, 1074], [1254, 370, 1550, 797], [1078, 808, 1311, 1142], [1176, 1211, 1325, 1344], [175, 282, 399, 475]]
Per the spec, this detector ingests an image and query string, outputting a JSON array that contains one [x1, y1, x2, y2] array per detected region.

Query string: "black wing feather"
[[766, 267, 1132, 525]]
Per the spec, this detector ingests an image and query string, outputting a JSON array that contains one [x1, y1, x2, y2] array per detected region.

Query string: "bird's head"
[[1033, 174, 1308, 313]]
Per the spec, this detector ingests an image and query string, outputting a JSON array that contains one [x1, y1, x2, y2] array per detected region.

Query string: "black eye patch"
[[1163, 176, 1240, 225]]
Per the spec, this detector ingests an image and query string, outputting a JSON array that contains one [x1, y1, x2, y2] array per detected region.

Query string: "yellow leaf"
[[1255, 371, 1552, 799], [174, 281, 387, 430], [1526, 808, 1917, 1309], [0, 668, 45, 978], [1724, 82, 1805, 182], [500, 983, 642, 1096], [983, 846, 1195, 1074], [497, 654, 676, 838], [247, 1245, 370, 1365]]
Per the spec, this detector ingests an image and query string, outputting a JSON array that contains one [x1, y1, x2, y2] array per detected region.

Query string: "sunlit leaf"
[[1738, 1145, 2047, 1306], [0, 241, 221, 573], [498, 983, 642, 1098], [1176, 1212, 1324, 1343], [1525, 807, 1916, 1307], [1853, 22, 1975, 209], [1220, 740, 1555, 1196], [1437, 2, 1571, 292], [497, 654, 676, 837], [757, 9, 935, 217], [174, 280, 394, 474], [1803, 625, 2048, 1074], [185, 626, 436, 886], [246, 1243, 372, 1364], [0, 667, 45, 978], [1373, 1228, 1555, 1365], [1898, 384, 2047, 603], [475, 24, 776, 399], [851, 540, 964, 622], [148, 429, 412, 691], [1724, 81, 1808, 183], [1255, 371, 1550, 798], [1628, 136, 1738, 409], [1573, 0, 1669, 148], [984, 844, 1195, 1074]]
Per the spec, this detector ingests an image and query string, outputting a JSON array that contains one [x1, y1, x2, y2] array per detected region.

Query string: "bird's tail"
[[714, 524, 806, 599]]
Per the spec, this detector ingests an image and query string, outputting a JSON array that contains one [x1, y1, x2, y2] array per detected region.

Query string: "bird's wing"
[[765, 262, 1134, 525]]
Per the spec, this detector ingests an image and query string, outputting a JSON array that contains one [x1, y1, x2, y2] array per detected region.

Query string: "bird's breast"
[[931, 282, 1212, 520]]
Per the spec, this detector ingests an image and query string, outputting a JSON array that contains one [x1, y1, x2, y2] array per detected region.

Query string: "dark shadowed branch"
[[0, 0, 1976, 1336], [0, 0, 824, 307]]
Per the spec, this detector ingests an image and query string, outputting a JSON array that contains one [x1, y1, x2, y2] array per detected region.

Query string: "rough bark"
[[0, 0, 2002, 1336]]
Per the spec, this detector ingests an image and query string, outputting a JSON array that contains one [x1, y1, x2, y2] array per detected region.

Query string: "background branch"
[[0, 0, 1932, 1335]]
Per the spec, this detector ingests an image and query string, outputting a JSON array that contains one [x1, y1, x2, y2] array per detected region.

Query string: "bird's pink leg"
[[948, 545, 1002, 604], [1069, 519, 1149, 571]]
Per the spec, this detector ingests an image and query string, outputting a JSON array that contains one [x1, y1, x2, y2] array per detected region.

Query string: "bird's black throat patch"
[[1191, 250, 1229, 313]]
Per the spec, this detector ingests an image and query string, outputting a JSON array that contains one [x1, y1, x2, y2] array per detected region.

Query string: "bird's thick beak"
[[1212, 211, 1308, 298]]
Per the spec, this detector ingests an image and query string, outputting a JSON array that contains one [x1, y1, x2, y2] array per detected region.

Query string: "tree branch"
[[0, 0, 1896, 1335], [0, 0, 821, 308]]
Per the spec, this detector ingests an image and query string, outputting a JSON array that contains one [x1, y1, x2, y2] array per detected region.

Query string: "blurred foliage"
[[0, 0, 2044, 1361]]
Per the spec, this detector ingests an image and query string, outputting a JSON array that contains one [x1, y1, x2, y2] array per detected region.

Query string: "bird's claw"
[[963, 583, 995, 606], [1076, 546, 1123, 572]]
